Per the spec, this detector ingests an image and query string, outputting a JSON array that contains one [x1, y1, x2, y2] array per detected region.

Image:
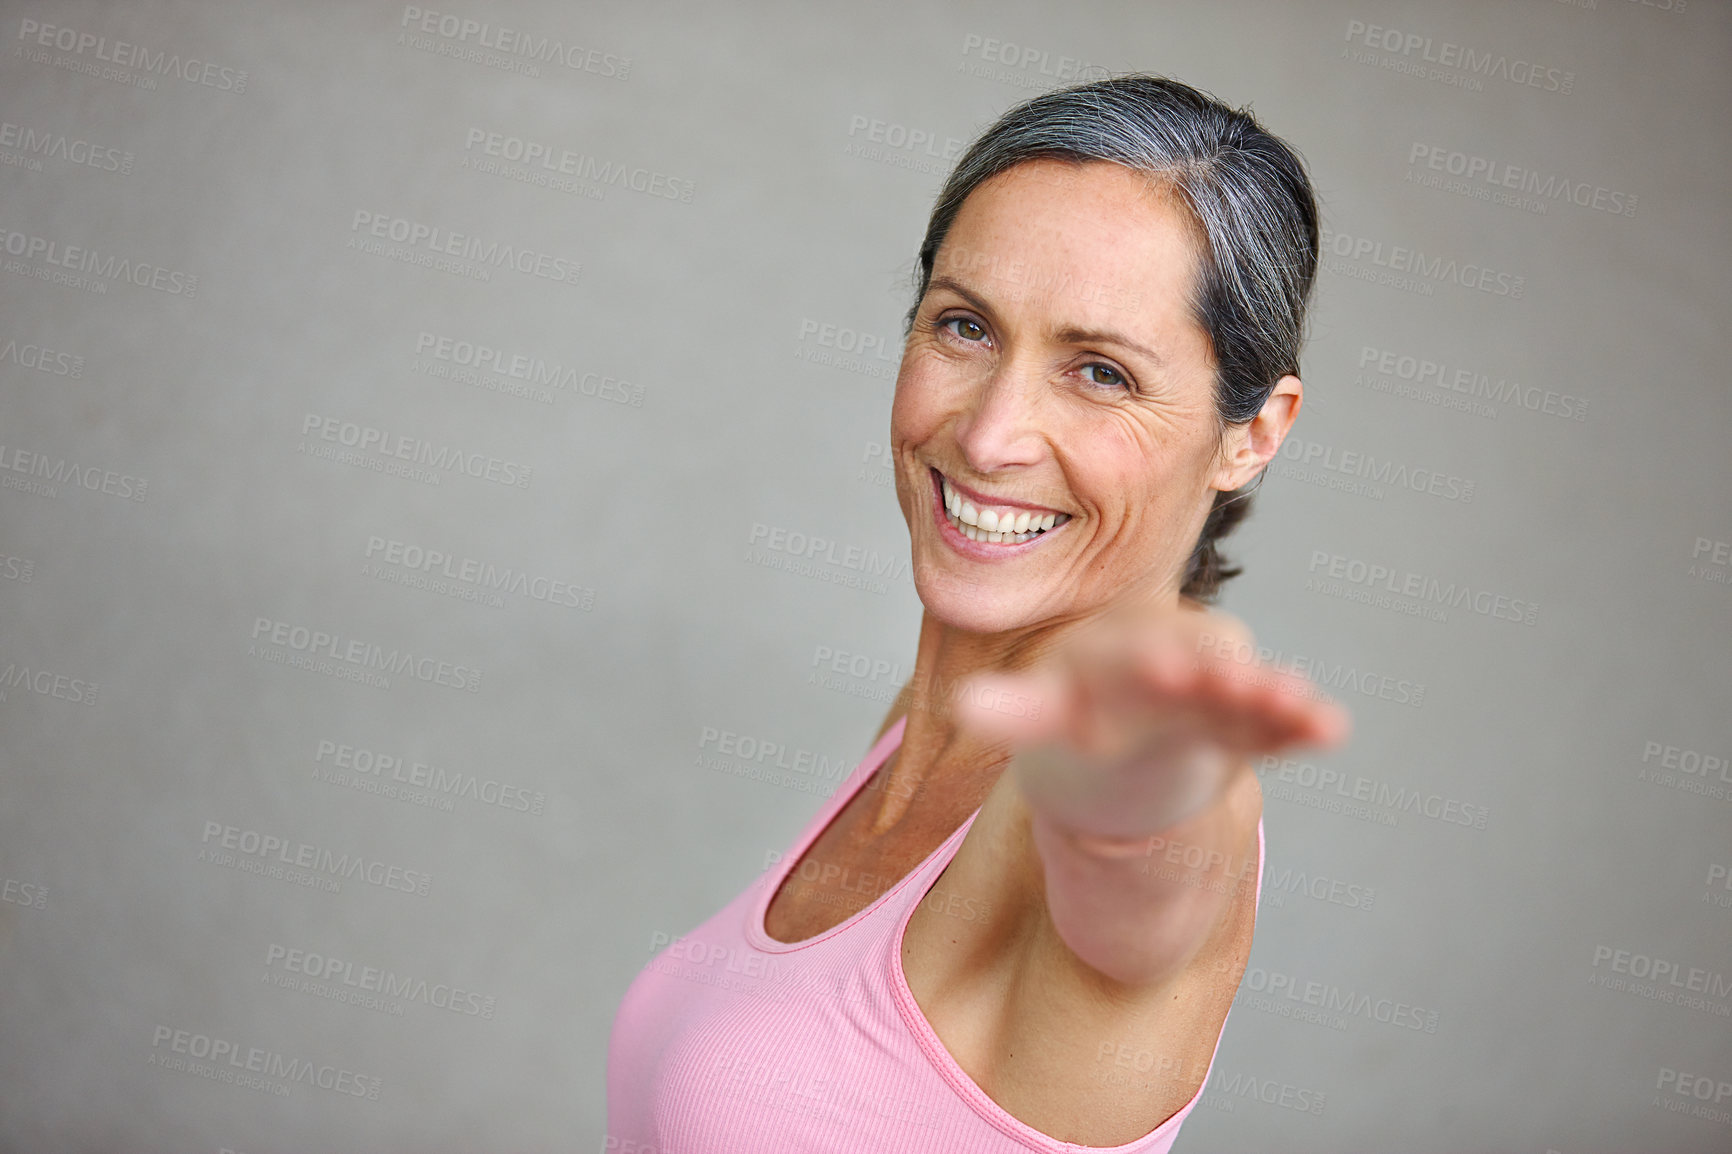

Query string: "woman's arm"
[[957, 608, 1347, 988], [1025, 761, 1260, 988]]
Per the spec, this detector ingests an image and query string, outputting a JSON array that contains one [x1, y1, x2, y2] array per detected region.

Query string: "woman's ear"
[[1211, 374, 1303, 492]]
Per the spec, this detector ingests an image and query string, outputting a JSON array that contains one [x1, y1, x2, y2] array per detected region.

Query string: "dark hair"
[[907, 74, 1320, 602]]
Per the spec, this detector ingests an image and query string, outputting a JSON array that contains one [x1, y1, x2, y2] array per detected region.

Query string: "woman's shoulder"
[[901, 767, 1263, 1145]]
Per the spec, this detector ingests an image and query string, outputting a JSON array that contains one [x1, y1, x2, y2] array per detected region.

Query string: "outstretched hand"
[[952, 604, 1352, 842]]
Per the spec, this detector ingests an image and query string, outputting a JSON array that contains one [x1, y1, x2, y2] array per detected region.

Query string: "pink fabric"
[[607, 714, 1265, 1152]]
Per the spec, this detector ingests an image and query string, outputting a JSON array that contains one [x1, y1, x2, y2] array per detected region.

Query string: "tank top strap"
[[745, 715, 913, 953], [783, 715, 908, 871], [878, 797, 1266, 1152], [1253, 813, 1266, 908]]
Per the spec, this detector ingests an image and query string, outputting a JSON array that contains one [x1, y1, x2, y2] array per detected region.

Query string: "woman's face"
[[891, 158, 1259, 634]]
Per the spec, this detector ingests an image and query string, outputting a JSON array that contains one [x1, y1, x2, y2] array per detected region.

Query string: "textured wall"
[[1, 1, 1728, 1151]]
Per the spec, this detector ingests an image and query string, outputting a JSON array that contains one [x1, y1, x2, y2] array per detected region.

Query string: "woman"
[[609, 74, 1350, 1152]]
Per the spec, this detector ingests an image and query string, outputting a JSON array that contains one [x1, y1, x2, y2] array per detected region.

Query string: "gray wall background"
[[2, 1, 1729, 1150]]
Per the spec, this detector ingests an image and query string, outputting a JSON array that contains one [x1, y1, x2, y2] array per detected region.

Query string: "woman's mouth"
[[930, 467, 1072, 546]]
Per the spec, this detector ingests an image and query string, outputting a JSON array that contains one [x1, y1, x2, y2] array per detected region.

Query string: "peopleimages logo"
[[809, 643, 908, 695], [248, 616, 483, 692], [348, 210, 581, 286], [1259, 754, 1490, 831], [313, 737, 547, 816], [264, 942, 497, 1018], [793, 317, 900, 383], [0, 659, 98, 705], [397, 6, 631, 78], [0, 335, 85, 377], [1638, 738, 1731, 803], [462, 128, 691, 202], [1320, 226, 1525, 298], [1273, 434, 1475, 503], [1, 877, 48, 910], [299, 413, 532, 489], [16, 19, 249, 91], [843, 114, 965, 178], [845, 115, 963, 160], [1206, 1068, 1328, 1116], [1194, 630, 1426, 709], [744, 521, 910, 595], [198, 820, 433, 898], [0, 119, 133, 174], [1689, 536, 1732, 588], [747, 524, 908, 579], [1654, 1066, 1732, 1124], [0, 441, 147, 502], [1239, 965, 1440, 1033], [696, 726, 853, 783], [1356, 345, 1589, 422], [1407, 143, 1637, 218], [1265, 867, 1376, 912], [0, 224, 198, 295], [148, 1025, 380, 1099], [956, 32, 1107, 91], [1341, 19, 1575, 94], [1589, 943, 1732, 1022], [1306, 550, 1539, 626], [412, 330, 643, 407], [797, 318, 899, 363], [363, 535, 595, 611]]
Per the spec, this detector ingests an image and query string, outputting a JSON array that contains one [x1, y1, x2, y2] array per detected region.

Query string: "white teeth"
[[937, 472, 1070, 546]]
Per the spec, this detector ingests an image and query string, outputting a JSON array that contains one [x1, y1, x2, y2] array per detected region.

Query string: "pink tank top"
[[607, 714, 1265, 1152]]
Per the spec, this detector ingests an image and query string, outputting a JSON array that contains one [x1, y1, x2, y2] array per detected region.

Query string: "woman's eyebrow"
[[926, 274, 999, 319], [1052, 324, 1167, 368], [929, 274, 1167, 367]]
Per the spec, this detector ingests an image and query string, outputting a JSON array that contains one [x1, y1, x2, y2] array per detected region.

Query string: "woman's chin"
[[913, 570, 1048, 634]]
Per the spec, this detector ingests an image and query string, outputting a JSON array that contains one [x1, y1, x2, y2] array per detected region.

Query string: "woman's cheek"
[[891, 362, 956, 439]]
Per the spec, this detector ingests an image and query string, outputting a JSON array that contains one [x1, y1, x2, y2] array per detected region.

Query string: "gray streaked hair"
[[906, 74, 1320, 602]]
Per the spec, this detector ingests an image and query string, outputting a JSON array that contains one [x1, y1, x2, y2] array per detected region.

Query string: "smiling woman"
[[608, 75, 1350, 1152]]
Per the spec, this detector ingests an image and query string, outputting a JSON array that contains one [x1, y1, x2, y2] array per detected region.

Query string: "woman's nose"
[[953, 363, 1048, 474]]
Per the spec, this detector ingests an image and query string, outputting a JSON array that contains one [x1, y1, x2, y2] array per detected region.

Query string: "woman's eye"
[[942, 317, 988, 343], [1083, 362, 1128, 389]]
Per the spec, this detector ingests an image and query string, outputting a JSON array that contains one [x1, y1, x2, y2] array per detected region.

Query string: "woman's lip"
[[929, 467, 1065, 515], [927, 466, 1068, 555]]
